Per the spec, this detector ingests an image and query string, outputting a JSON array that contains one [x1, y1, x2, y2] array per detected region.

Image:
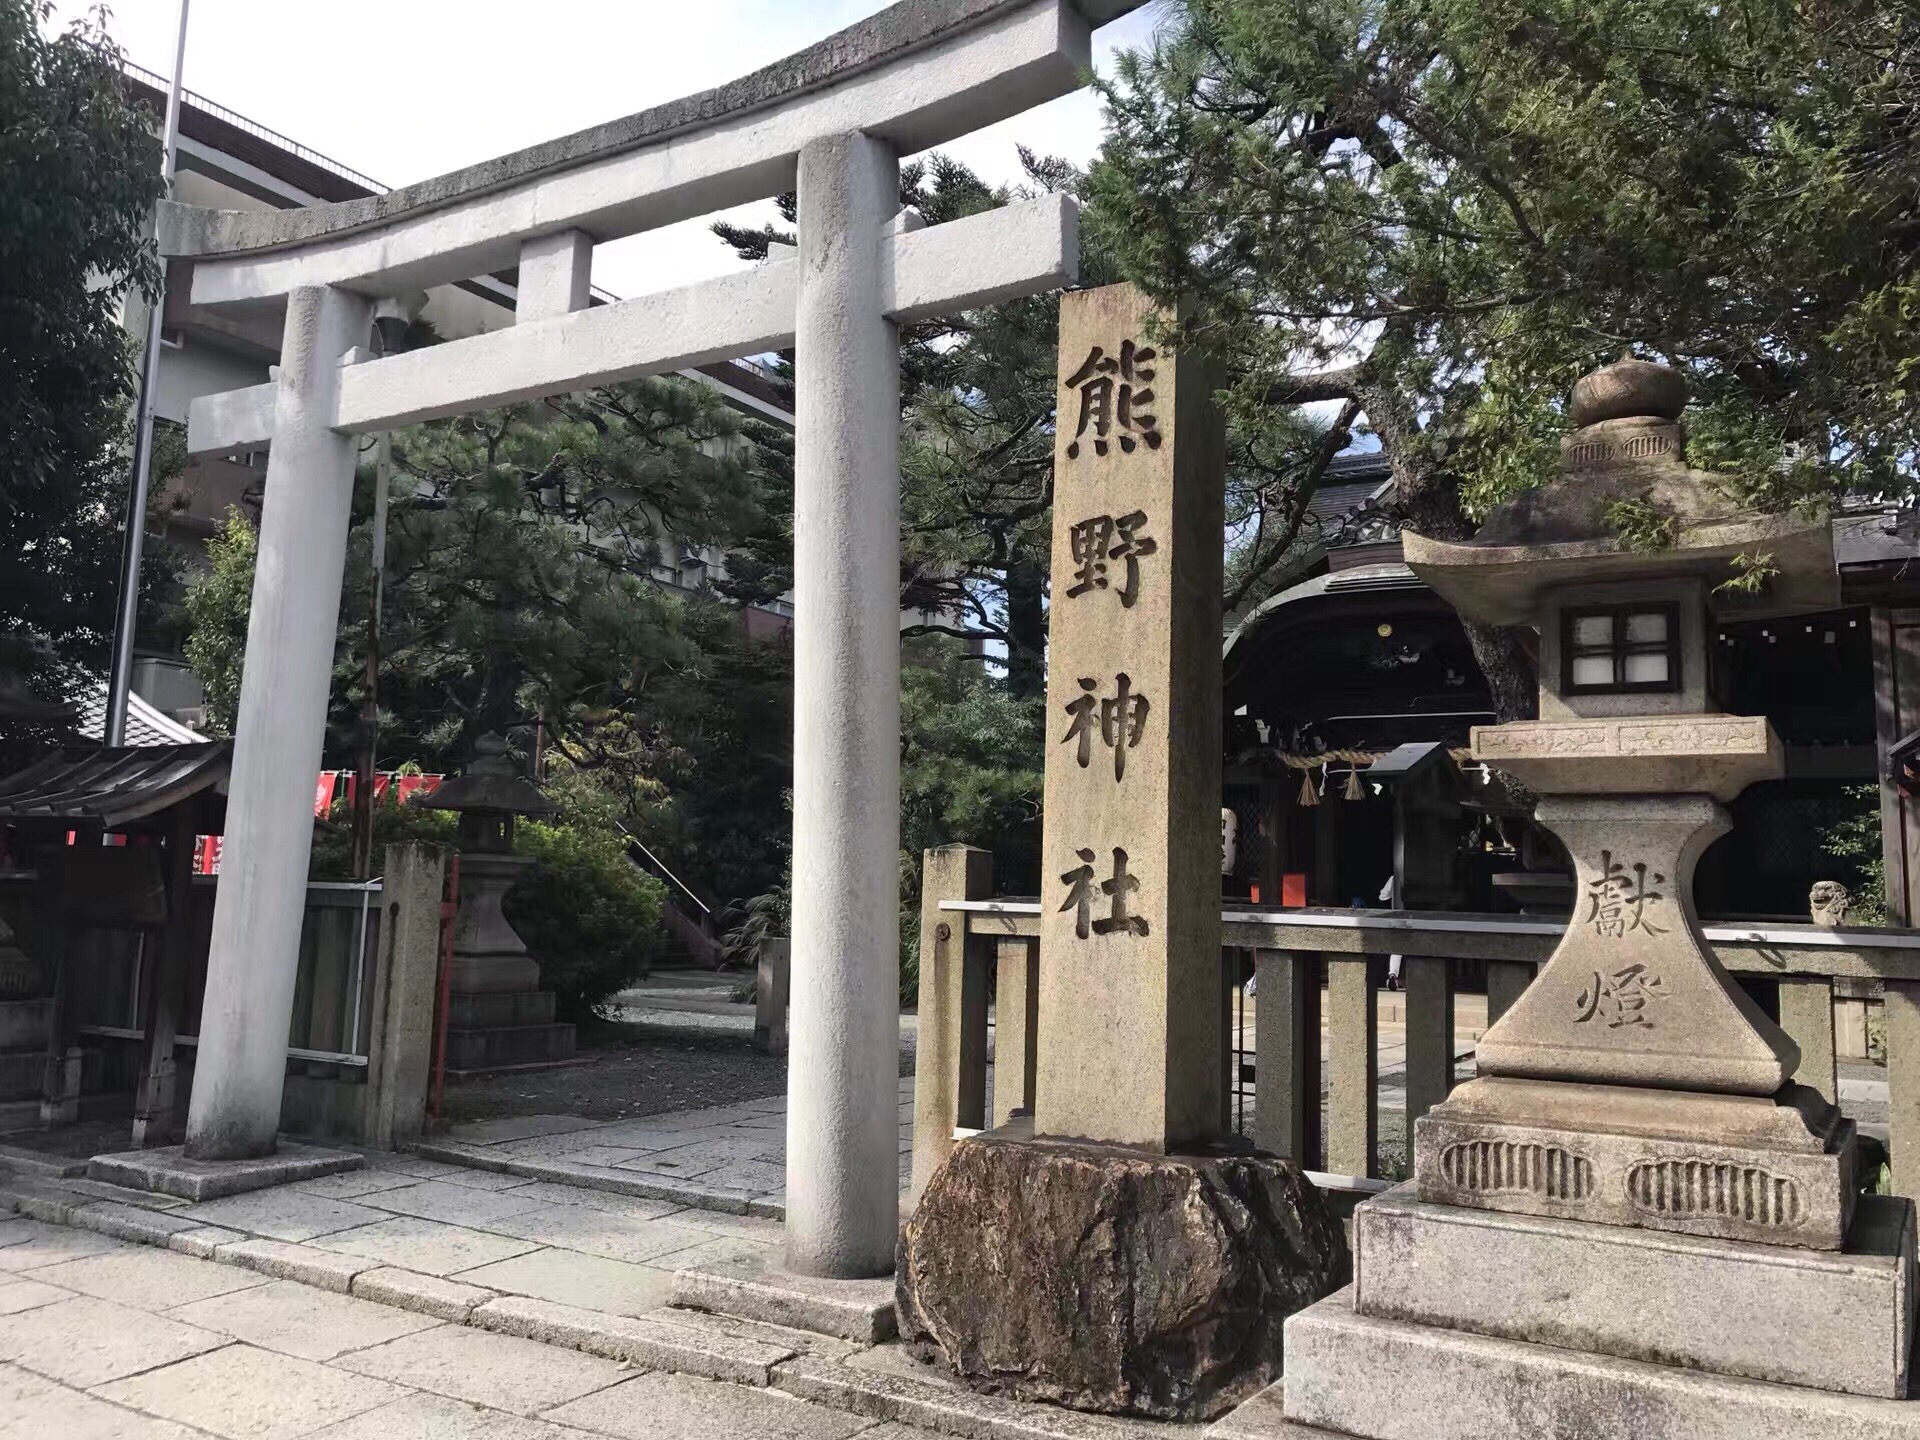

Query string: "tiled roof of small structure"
[[0, 742, 230, 829], [74, 687, 204, 748]]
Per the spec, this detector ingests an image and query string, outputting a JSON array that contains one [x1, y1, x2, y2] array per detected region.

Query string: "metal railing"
[[122, 61, 386, 194], [914, 852, 1920, 1203]]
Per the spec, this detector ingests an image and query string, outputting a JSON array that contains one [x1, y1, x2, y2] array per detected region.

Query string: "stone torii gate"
[[165, 0, 1141, 1278]]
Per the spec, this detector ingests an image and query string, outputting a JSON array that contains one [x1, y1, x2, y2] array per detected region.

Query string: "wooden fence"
[[913, 846, 1920, 1204]]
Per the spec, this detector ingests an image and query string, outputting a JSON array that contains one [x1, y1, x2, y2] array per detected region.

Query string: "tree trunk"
[[1358, 373, 1539, 723], [1003, 556, 1048, 701]]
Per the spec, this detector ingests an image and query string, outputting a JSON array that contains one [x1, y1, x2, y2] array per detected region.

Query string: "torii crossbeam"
[[166, 0, 1142, 1279]]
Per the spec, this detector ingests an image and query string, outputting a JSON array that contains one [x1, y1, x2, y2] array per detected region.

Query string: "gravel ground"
[[440, 979, 918, 1125]]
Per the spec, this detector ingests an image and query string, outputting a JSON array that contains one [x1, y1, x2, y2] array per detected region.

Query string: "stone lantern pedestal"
[[1219, 359, 1920, 1439], [423, 736, 575, 1075]]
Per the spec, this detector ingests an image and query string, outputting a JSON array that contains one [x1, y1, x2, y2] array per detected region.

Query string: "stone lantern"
[[1253, 356, 1918, 1440], [421, 734, 574, 1071], [1403, 356, 1854, 1236]]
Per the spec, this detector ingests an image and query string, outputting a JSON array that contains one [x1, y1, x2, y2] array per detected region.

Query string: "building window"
[[1561, 603, 1681, 694]]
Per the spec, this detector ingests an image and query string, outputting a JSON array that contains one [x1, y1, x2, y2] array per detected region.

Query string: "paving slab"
[[488, 1132, 678, 1162], [545, 1370, 872, 1440], [0, 1276, 68, 1316], [0, 1359, 206, 1440], [455, 1246, 674, 1318], [354, 1180, 546, 1228], [333, 1321, 627, 1415], [287, 1172, 423, 1201], [488, 1182, 683, 1219], [179, 1190, 388, 1243], [380, 1158, 536, 1189], [774, 1351, 1164, 1439], [313, 1216, 541, 1277], [486, 1207, 716, 1265], [443, 1116, 607, 1146], [89, 1143, 362, 1202], [303, 1391, 599, 1440], [28, 1246, 267, 1309], [168, 1278, 442, 1361], [94, 1342, 409, 1440], [650, 1233, 779, 1273], [470, 1296, 796, 1385], [0, 1295, 226, 1386], [0, 1219, 122, 1270], [0, 1219, 37, 1247]]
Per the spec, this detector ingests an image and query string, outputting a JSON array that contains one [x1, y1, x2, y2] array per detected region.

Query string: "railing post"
[[754, 938, 791, 1055], [992, 936, 1038, 1126], [363, 842, 446, 1149], [1254, 948, 1319, 1165], [1401, 955, 1455, 1173], [909, 845, 991, 1204], [1886, 979, 1920, 1201], [1326, 954, 1377, 1178], [1777, 975, 1837, 1105], [1485, 959, 1535, 1027]]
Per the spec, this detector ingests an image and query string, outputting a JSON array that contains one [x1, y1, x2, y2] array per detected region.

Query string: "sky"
[[55, 0, 1170, 299]]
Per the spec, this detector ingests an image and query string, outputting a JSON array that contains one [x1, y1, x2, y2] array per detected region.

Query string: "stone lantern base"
[[895, 1133, 1349, 1421]]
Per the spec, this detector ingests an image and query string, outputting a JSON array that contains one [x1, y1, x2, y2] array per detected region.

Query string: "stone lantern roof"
[[1404, 355, 1837, 627], [420, 733, 553, 820]]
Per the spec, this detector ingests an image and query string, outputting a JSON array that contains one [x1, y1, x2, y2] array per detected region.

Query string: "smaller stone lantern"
[[422, 734, 575, 1071]]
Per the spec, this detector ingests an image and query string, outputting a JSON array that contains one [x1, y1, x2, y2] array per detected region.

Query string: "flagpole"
[[105, 0, 191, 746]]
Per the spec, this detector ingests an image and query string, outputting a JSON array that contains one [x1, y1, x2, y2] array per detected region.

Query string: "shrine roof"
[[0, 743, 231, 831]]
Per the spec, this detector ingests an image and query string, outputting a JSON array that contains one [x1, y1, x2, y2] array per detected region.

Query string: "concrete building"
[[117, 61, 798, 722]]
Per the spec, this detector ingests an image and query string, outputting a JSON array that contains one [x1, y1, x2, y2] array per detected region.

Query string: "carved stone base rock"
[[896, 1133, 1349, 1420], [1416, 1076, 1856, 1248]]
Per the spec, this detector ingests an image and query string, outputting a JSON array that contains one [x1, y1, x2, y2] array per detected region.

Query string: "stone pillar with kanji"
[[895, 285, 1349, 1422], [1031, 283, 1225, 1151]]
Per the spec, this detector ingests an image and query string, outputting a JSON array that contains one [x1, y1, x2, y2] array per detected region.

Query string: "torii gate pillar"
[[185, 285, 372, 1159], [785, 132, 904, 1277]]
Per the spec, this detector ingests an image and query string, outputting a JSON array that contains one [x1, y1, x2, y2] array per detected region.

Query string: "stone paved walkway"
[[0, 1214, 944, 1440]]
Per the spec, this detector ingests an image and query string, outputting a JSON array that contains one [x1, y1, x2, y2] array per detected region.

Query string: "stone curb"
[[218, 1237, 377, 1293], [673, 1263, 897, 1343], [351, 1266, 495, 1322], [0, 1170, 1169, 1440], [407, 1140, 764, 1216], [472, 1294, 796, 1385], [771, 1353, 1163, 1439]]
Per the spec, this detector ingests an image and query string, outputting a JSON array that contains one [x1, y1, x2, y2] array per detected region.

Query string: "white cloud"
[[56, 0, 1169, 297]]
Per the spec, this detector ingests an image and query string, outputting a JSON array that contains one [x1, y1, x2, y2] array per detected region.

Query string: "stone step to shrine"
[[1253, 1285, 1920, 1440], [447, 989, 557, 1029], [443, 1018, 577, 1075]]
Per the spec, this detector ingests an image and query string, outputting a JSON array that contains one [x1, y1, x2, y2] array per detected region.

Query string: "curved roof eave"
[[1222, 563, 1428, 664]]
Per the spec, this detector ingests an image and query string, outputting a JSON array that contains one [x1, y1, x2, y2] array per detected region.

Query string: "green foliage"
[[309, 787, 665, 1018], [183, 378, 794, 910], [504, 820, 666, 1020], [1091, 0, 1920, 510], [1713, 550, 1781, 599], [1818, 784, 1888, 927], [181, 509, 254, 735], [1603, 496, 1677, 554], [0, 2, 166, 694]]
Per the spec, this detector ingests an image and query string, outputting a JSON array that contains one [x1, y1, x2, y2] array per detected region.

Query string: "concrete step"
[[443, 1021, 576, 1073], [447, 990, 556, 1029]]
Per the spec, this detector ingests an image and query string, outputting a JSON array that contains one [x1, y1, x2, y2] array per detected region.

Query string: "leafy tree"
[[716, 151, 1112, 698], [185, 377, 794, 906], [1090, 0, 1920, 717], [0, 1, 164, 694]]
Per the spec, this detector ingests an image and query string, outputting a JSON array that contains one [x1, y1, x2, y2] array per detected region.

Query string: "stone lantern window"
[[1561, 602, 1682, 694]]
